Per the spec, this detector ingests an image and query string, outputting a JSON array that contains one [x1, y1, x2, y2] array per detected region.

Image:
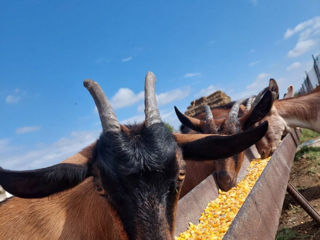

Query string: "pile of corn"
[[176, 157, 271, 240]]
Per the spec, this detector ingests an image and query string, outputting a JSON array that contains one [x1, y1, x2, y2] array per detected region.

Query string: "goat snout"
[[216, 171, 235, 192]]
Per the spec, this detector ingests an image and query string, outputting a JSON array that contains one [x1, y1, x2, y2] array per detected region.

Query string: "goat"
[[175, 79, 278, 191], [0, 72, 268, 240], [180, 78, 279, 134], [254, 85, 320, 158], [284, 85, 294, 99], [174, 88, 273, 191]]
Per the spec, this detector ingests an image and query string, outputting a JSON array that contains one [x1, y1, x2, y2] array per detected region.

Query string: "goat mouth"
[[217, 182, 236, 192], [213, 172, 236, 192], [260, 151, 270, 159]]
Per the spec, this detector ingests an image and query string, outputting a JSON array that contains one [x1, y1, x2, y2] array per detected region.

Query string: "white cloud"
[[137, 87, 191, 112], [248, 60, 260, 67], [157, 87, 191, 106], [184, 72, 201, 78], [284, 16, 320, 39], [286, 62, 301, 71], [15, 126, 41, 134], [288, 39, 317, 58], [5, 89, 23, 104], [122, 56, 133, 62], [110, 88, 144, 109], [284, 16, 320, 58], [5, 95, 20, 104], [276, 60, 313, 97], [0, 139, 10, 153], [121, 114, 145, 124], [246, 73, 269, 94], [0, 130, 100, 170], [195, 85, 216, 97], [110, 85, 190, 111], [249, 49, 255, 54], [121, 109, 180, 131]]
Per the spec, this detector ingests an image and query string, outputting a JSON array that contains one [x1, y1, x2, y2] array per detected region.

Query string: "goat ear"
[[269, 78, 279, 100], [240, 89, 273, 130], [0, 163, 89, 198], [174, 121, 268, 160], [174, 106, 204, 133]]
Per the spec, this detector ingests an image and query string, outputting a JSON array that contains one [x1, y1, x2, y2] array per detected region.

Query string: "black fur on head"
[[92, 122, 183, 239]]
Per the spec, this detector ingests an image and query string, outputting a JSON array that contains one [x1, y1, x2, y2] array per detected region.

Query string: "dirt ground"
[[276, 146, 320, 240]]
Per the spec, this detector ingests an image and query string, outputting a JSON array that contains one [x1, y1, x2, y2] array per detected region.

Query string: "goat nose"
[[217, 171, 234, 192], [218, 171, 232, 182]]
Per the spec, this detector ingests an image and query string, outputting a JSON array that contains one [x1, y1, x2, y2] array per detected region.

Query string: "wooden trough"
[[175, 129, 300, 239]]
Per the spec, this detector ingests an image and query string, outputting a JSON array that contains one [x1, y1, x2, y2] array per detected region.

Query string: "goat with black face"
[[0, 72, 268, 240]]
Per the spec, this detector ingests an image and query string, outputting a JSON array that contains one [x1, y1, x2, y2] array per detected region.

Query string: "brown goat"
[[255, 86, 320, 158], [175, 78, 278, 191], [175, 89, 273, 191], [0, 72, 268, 240]]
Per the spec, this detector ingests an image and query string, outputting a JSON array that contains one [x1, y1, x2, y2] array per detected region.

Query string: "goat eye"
[[178, 170, 186, 181]]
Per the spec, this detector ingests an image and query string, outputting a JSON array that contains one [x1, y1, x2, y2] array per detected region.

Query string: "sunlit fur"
[[0, 122, 185, 240], [255, 86, 320, 158], [0, 118, 270, 240]]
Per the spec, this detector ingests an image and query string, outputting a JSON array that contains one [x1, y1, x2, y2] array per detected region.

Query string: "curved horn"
[[226, 99, 245, 133], [83, 79, 120, 132], [204, 105, 213, 120], [251, 87, 267, 109], [204, 104, 218, 133], [145, 72, 161, 127], [174, 106, 204, 133], [246, 96, 256, 111]]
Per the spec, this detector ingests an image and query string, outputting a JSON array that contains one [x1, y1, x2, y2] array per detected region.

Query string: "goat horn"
[[145, 72, 161, 127], [246, 96, 256, 111], [226, 98, 245, 133], [204, 105, 213, 120], [83, 79, 120, 132], [251, 87, 267, 109], [204, 104, 218, 133]]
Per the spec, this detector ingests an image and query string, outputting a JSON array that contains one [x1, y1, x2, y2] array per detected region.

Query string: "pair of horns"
[[84, 72, 161, 132]]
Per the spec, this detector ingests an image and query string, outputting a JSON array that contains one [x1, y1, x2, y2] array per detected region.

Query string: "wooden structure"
[[185, 91, 231, 117]]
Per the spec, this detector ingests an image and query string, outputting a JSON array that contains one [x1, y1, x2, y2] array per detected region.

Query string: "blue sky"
[[1, 0, 320, 170]]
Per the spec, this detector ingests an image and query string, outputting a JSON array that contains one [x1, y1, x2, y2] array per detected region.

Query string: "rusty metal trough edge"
[[175, 130, 299, 239]]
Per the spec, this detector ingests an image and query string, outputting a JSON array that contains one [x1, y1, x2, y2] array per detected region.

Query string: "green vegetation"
[[276, 228, 312, 240], [299, 129, 320, 144], [276, 228, 297, 240], [164, 122, 174, 133], [295, 146, 320, 162]]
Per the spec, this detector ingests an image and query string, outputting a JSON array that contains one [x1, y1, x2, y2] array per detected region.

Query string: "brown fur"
[[175, 114, 246, 191], [256, 87, 320, 158], [0, 178, 127, 240], [0, 143, 218, 239], [284, 86, 294, 99], [0, 143, 129, 240]]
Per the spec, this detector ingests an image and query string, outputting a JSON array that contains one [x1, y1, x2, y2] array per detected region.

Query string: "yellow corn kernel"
[[176, 157, 271, 240]]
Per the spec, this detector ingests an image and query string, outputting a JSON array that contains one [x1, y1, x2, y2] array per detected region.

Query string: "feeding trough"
[[175, 129, 300, 239]]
